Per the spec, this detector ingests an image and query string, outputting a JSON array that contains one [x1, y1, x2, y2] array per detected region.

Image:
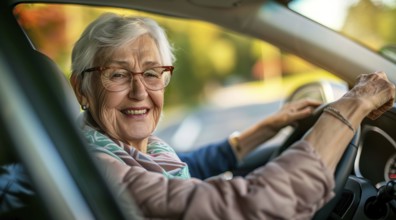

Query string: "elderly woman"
[[70, 13, 395, 219]]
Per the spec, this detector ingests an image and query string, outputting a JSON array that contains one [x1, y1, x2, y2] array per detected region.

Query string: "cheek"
[[90, 86, 126, 130], [151, 91, 164, 123], [104, 92, 127, 108], [96, 92, 126, 138], [98, 91, 127, 121]]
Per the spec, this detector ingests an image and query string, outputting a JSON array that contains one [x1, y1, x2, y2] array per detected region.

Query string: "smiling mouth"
[[122, 109, 148, 116]]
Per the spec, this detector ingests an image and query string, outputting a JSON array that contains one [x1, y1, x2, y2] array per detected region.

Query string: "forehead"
[[97, 34, 161, 65], [125, 34, 159, 52]]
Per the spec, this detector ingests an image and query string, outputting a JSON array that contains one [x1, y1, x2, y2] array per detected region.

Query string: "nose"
[[128, 76, 148, 100]]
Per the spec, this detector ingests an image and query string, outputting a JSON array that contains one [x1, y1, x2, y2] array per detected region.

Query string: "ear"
[[70, 73, 88, 107]]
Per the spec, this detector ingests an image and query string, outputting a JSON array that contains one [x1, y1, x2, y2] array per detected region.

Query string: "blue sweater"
[[177, 139, 237, 179]]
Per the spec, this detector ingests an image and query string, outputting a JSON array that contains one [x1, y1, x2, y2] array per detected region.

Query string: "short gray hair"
[[71, 13, 175, 92]]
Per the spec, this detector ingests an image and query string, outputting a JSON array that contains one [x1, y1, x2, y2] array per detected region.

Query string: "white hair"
[[71, 13, 175, 93]]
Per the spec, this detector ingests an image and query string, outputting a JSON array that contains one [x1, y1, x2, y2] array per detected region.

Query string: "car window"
[[289, 0, 396, 63], [13, 3, 345, 151]]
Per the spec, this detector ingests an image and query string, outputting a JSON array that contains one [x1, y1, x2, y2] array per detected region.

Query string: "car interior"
[[0, 4, 135, 219], [1, 0, 396, 220]]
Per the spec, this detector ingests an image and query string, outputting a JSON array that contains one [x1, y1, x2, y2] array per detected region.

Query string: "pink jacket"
[[95, 140, 335, 220]]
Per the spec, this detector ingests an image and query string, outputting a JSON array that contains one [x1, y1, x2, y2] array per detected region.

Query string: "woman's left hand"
[[234, 99, 321, 160], [267, 99, 322, 133]]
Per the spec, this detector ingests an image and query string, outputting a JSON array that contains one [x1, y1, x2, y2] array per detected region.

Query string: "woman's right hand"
[[304, 71, 395, 171], [343, 71, 395, 120]]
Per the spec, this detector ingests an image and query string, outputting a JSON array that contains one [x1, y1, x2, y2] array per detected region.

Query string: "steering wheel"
[[269, 104, 361, 219]]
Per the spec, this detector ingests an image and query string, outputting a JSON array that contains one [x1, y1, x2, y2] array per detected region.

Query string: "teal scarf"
[[82, 126, 191, 179]]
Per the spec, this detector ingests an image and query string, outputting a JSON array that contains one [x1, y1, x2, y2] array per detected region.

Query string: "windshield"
[[289, 0, 396, 63]]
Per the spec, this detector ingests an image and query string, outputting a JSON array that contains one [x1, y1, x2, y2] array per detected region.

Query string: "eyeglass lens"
[[100, 67, 171, 91]]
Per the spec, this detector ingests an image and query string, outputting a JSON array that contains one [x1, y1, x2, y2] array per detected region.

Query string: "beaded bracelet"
[[323, 106, 355, 133]]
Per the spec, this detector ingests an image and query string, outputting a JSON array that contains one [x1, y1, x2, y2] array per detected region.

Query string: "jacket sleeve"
[[177, 139, 237, 179], [0, 163, 44, 219], [96, 140, 335, 220]]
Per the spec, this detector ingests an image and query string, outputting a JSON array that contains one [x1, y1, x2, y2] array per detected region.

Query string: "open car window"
[[13, 3, 345, 151]]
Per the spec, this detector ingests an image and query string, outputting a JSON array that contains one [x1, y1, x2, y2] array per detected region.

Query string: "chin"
[[125, 127, 152, 140]]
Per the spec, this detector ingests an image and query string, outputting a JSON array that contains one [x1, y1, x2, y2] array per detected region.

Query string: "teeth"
[[125, 109, 147, 115]]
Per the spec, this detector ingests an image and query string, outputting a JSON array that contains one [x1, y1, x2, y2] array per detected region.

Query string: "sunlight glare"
[[289, 0, 359, 30]]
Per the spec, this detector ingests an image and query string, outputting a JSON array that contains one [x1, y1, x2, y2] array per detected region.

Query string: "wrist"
[[335, 97, 371, 117], [257, 115, 282, 136], [339, 95, 373, 117], [323, 106, 355, 133], [329, 97, 370, 129]]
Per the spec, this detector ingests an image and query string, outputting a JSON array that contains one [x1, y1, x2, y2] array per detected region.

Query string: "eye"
[[143, 68, 161, 78], [103, 68, 130, 81]]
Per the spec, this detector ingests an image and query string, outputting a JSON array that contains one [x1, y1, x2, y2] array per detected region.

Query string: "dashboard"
[[354, 105, 396, 188]]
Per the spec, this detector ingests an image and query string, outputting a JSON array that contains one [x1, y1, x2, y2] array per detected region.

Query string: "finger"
[[356, 72, 381, 84], [366, 80, 395, 120], [291, 99, 322, 111], [367, 110, 382, 120], [364, 71, 388, 83], [374, 71, 388, 80], [367, 98, 394, 120], [355, 74, 367, 83], [289, 106, 316, 122]]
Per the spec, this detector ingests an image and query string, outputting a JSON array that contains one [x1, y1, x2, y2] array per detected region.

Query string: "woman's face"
[[88, 35, 164, 150]]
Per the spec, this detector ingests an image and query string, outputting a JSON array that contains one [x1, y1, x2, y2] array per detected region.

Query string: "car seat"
[[0, 50, 80, 218]]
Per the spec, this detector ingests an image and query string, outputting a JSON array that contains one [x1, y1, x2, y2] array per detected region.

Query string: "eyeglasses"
[[81, 66, 174, 92]]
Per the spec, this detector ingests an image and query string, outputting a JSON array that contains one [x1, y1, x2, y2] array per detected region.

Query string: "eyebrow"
[[106, 60, 129, 66], [106, 60, 161, 68]]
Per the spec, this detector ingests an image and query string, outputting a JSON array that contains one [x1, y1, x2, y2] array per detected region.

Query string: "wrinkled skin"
[[269, 99, 322, 132], [234, 98, 322, 160], [74, 35, 165, 152], [344, 71, 395, 120], [305, 71, 395, 171]]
